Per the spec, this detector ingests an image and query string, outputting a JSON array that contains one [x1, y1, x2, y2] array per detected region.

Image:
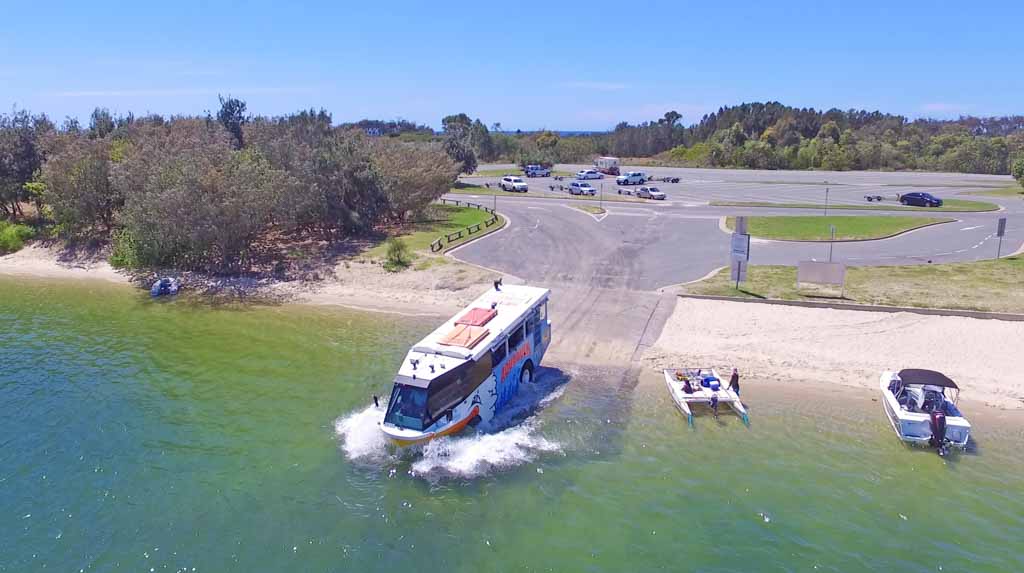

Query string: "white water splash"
[[412, 420, 560, 478], [335, 375, 568, 479], [334, 405, 390, 461]]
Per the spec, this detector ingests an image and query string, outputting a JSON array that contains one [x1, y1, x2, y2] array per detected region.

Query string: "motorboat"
[[880, 369, 970, 456], [378, 282, 552, 447], [150, 277, 180, 297], [663, 368, 748, 426]]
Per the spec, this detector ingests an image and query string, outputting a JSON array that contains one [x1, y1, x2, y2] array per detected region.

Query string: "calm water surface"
[[2, 277, 1022, 572]]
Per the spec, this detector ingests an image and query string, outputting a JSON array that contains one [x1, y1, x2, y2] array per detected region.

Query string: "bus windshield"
[[383, 384, 428, 431]]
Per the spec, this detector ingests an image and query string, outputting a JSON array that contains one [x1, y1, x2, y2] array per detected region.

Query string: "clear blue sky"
[[2, 0, 1021, 131]]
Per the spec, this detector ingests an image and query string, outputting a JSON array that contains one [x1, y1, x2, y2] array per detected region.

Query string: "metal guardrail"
[[429, 199, 500, 252]]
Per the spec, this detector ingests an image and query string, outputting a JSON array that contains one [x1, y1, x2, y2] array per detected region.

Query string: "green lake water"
[[2, 277, 1023, 572]]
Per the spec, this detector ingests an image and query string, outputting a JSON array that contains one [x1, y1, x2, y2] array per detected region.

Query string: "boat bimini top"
[[896, 369, 958, 389]]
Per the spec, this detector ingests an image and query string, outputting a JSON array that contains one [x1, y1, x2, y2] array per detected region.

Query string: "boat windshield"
[[383, 384, 428, 431]]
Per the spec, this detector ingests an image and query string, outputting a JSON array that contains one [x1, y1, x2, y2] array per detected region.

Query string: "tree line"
[[443, 103, 1024, 178], [0, 100, 461, 273]]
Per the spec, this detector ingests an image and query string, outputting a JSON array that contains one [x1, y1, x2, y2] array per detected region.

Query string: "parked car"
[[900, 192, 943, 207], [576, 169, 603, 180], [636, 186, 666, 200], [616, 171, 647, 185], [569, 181, 597, 196], [524, 164, 551, 177], [659, 176, 680, 183], [499, 176, 528, 192]]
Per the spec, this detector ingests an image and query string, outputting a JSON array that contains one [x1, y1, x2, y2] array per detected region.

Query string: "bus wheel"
[[520, 361, 534, 384]]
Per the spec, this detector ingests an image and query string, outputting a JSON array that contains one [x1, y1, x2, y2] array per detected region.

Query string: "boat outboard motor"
[[929, 410, 949, 456]]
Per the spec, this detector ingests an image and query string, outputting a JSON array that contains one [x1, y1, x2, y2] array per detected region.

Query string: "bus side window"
[[509, 322, 525, 349], [492, 338, 507, 364], [539, 301, 547, 322]]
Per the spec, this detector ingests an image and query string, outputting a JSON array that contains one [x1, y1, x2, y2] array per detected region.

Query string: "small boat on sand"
[[663, 368, 748, 426], [150, 277, 180, 297], [880, 369, 970, 456]]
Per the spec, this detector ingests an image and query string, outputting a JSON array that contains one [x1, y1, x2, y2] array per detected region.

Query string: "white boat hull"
[[663, 369, 748, 426], [879, 372, 970, 449]]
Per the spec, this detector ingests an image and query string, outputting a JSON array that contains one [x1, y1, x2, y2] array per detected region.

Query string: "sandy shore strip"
[[644, 298, 1024, 410], [0, 242, 501, 316], [0, 244, 127, 284]]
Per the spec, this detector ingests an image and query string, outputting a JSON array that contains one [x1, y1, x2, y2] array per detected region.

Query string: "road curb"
[[676, 293, 1024, 322]]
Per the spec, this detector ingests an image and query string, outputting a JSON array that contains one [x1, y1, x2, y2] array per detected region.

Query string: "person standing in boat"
[[728, 368, 740, 396]]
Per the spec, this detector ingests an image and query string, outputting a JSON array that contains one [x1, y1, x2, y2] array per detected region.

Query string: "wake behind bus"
[[378, 282, 552, 447]]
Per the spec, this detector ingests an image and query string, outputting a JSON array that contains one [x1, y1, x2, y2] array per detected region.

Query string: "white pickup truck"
[[616, 171, 647, 185]]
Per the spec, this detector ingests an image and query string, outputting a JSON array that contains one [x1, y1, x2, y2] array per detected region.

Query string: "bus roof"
[[412, 284, 549, 361], [390, 285, 548, 385]]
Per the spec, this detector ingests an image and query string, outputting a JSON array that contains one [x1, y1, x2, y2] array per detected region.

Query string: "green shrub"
[[108, 228, 141, 268], [382, 237, 412, 272], [0, 221, 35, 254]]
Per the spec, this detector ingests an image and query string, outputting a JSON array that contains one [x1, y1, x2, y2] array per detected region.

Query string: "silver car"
[[637, 186, 665, 200]]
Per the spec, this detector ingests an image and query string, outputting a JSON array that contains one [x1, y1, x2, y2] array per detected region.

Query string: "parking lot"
[[464, 164, 1008, 208], [451, 164, 1022, 291]]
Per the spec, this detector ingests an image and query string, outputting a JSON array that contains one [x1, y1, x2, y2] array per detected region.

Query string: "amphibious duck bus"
[[379, 283, 551, 446]]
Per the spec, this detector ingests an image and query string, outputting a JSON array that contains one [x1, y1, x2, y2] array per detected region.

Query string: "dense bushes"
[[0, 221, 34, 254], [0, 103, 460, 272], [1013, 157, 1024, 187]]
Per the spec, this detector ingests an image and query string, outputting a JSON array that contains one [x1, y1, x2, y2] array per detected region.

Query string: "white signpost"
[[730, 216, 751, 288]]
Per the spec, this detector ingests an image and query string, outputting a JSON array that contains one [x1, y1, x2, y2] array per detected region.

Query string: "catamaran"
[[663, 368, 748, 426], [880, 369, 970, 456], [378, 282, 551, 447]]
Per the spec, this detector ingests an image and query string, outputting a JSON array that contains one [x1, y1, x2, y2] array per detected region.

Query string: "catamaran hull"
[[663, 369, 748, 426]]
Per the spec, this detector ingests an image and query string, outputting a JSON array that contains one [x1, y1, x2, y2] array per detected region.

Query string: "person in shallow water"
[[729, 368, 740, 396]]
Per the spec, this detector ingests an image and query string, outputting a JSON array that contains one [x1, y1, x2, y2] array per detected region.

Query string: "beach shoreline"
[[6, 243, 1022, 414], [0, 241, 501, 317], [643, 298, 1024, 411]]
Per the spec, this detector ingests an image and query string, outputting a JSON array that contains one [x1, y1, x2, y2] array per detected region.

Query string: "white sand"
[[645, 299, 1024, 409], [0, 244, 126, 284], [271, 258, 504, 316], [0, 242, 501, 316]]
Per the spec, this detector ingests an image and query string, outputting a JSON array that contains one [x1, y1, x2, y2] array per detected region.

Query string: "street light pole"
[[824, 182, 830, 217]]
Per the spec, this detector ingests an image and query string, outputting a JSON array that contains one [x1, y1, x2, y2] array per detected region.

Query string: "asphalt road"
[[452, 165, 1023, 291]]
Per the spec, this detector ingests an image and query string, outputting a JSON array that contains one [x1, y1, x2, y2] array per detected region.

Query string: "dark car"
[[900, 192, 943, 207]]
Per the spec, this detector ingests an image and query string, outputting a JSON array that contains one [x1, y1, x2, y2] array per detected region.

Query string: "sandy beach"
[[0, 242, 501, 316], [0, 243, 127, 284], [644, 298, 1024, 410], [6, 243, 1022, 410]]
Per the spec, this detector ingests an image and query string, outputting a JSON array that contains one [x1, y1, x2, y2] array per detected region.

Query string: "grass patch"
[[965, 186, 1024, 198], [710, 199, 999, 212], [0, 221, 36, 254], [573, 205, 606, 216], [725, 215, 951, 241], [364, 204, 502, 259], [466, 168, 573, 178], [680, 257, 1024, 314], [413, 256, 451, 271]]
